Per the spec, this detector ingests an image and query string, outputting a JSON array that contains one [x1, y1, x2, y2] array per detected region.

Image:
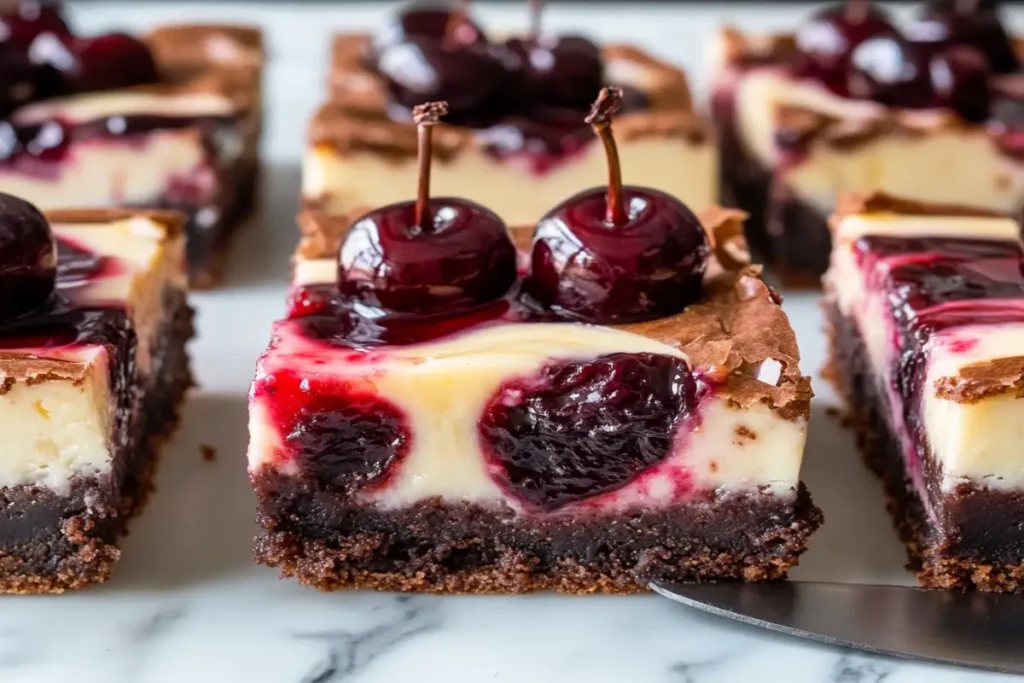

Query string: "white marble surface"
[[4, 2, 1016, 682]]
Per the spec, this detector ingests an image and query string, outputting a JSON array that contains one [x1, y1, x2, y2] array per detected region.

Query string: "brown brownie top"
[[144, 23, 264, 111], [833, 191, 1011, 222], [310, 33, 709, 158], [294, 207, 811, 422]]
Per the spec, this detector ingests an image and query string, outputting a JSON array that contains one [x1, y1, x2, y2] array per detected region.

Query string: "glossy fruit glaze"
[[763, 1, 1021, 124], [0, 1, 232, 174], [369, 3, 649, 172], [853, 232, 1024, 474]]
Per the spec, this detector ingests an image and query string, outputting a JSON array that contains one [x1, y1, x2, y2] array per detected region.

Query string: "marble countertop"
[[9, 3, 1017, 682]]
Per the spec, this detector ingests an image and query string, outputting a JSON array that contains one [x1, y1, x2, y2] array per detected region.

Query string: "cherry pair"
[[795, 0, 1016, 122], [0, 1, 157, 116], [372, 1, 604, 124], [337, 88, 710, 326]]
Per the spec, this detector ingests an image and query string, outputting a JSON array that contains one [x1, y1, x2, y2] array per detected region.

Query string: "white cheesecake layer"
[[248, 321, 807, 512], [0, 131, 211, 210], [733, 68, 1024, 214], [303, 137, 718, 227], [826, 212, 1024, 491], [0, 347, 111, 493], [0, 215, 185, 492]]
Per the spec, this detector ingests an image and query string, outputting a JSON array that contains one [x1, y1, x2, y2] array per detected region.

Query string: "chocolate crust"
[[294, 207, 810, 421], [825, 299, 1024, 592], [253, 470, 821, 593], [0, 287, 194, 593], [312, 33, 708, 159]]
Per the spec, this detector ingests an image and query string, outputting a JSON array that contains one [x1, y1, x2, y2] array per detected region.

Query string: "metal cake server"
[[651, 581, 1024, 675]]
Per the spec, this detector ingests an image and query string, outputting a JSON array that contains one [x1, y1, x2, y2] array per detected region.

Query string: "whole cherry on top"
[[337, 101, 518, 316], [794, 0, 897, 94], [527, 87, 710, 324], [0, 0, 159, 112], [0, 192, 56, 319], [500, 0, 604, 112], [909, 0, 1019, 74]]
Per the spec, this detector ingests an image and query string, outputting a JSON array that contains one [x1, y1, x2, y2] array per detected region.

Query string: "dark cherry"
[[371, 2, 486, 55], [0, 44, 47, 116], [502, 35, 604, 111], [479, 353, 696, 510], [794, 0, 897, 94], [257, 370, 410, 495], [338, 101, 517, 315], [0, 1, 71, 49], [929, 45, 991, 122], [527, 88, 710, 323], [377, 38, 504, 122], [909, 0, 1018, 74], [0, 192, 56, 319], [29, 31, 158, 94], [848, 35, 934, 108]]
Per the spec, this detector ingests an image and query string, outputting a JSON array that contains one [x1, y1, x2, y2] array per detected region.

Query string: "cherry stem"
[[529, 0, 545, 41], [846, 0, 870, 23], [443, 0, 471, 50], [412, 101, 448, 233], [586, 87, 627, 227]]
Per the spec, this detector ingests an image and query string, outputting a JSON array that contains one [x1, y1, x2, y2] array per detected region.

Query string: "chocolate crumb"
[[735, 425, 757, 441], [200, 444, 217, 462]]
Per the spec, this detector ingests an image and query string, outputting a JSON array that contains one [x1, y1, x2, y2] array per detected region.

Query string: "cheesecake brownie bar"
[[826, 192, 1024, 591], [0, 195, 193, 593]]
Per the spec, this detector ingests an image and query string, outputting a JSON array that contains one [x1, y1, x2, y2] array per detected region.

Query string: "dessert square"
[[302, 9, 716, 226], [710, 3, 1024, 282], [0, 197, 193, 593], [0, 4, 264, 288], [247, 208, 821, 594], [825, 192, 1024, 592]]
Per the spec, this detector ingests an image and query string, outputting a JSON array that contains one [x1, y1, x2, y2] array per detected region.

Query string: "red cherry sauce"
[[854, 233, 1024, 478]]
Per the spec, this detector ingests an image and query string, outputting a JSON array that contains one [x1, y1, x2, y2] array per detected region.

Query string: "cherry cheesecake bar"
[[304, 1, 715, 227], [826, 192, 1024, 592], [712, 0, 1024, 282], [0, 2, 264, 287], [0, 195, 193, 593], [250, 93, 820, 593]]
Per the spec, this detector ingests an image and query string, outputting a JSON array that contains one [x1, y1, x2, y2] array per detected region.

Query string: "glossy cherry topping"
[[929, 45, 992, 122], [794, 0, 897, 94], [848, 34, 934, 108], [338, 101, 517, 315], [909, 0, 1019, 74], [0, 1, 71, 49], [0, 192, 55, 319], [372, 2, 486, 56], [479, 352, 696, 511], [29, 30, 158, 95], [527, 88, 709, 323]]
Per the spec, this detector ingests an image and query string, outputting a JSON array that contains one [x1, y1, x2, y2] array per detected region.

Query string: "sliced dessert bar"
[[826, 192, 1024, 592], [304, 4, 715, 225], [0, 3, 264, 287], [710, 1, 1024, 282], [247, 207, 820, 593], [0, 196, 193, 593]]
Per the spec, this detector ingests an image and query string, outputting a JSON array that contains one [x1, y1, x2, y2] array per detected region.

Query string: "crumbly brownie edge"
[[0, 287, 195, 594], [252, 471, 822, 594], [825, 300, 1024, 592], [713, 88, 831, 285]]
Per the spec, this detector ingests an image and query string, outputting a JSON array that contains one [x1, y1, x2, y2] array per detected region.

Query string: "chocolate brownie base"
[[0, 288, 195, 593], [716, 100, 831, 285], [825, 300, 1024, 592], [253, 472, 822, 594]]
